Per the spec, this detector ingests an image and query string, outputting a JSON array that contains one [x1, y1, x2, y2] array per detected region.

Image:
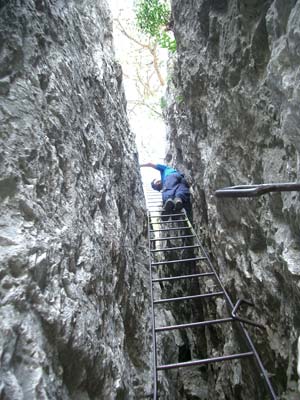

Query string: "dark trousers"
[[162, 173, 191, 210]]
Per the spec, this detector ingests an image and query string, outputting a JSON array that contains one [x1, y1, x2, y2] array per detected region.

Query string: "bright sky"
[[109, 0, 167, 186]]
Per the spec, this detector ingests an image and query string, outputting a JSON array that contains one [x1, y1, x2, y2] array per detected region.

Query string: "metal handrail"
[[187, 222, 277, 399], [232, 299, 266, 329], [215, 182, 300, 198]]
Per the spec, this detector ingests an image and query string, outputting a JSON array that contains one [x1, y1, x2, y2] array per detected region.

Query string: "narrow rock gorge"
[[1, 0, 300, 399]]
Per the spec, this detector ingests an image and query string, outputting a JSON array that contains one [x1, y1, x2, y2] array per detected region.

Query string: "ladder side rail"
[[147, 212, 158, 400], [188, 220, 277, 400]]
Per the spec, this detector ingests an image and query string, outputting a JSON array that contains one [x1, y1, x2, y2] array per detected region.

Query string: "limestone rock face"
[[0, 1, 152, 399], [165, 0, 300, 398]]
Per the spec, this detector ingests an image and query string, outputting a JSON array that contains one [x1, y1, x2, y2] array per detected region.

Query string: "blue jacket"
[[155, 164, 177, 184]]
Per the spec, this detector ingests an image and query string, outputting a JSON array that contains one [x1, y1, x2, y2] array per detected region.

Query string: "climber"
[[140, 162, 191, 214]]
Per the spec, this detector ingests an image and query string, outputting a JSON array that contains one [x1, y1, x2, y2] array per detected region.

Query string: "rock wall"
[[165, 0, 300, 398], [0, 1, 152, 399]]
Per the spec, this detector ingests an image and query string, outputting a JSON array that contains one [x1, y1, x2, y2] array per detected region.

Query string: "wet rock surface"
[[0, 1, 152, 399], [165, 0, 300, 398]]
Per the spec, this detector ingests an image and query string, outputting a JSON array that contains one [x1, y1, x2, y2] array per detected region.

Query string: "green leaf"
[[135, 0, 176, 52]]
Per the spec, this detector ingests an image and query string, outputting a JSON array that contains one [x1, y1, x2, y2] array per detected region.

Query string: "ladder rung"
[[157, 352, 254, 370], [156, 317, 234, 332], [150, 235, 195, 241], [149, 213, 185, 218], [152, 272, 214, 283], [151, 244, 200, 252], [151, 256, 206, 266], [154, 291, 224, 304], [150, 219, 188, 225], [150, 226, 192, 232]]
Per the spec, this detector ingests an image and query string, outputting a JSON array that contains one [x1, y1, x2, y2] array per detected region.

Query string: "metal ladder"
[[144, 190, 277, 400]]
